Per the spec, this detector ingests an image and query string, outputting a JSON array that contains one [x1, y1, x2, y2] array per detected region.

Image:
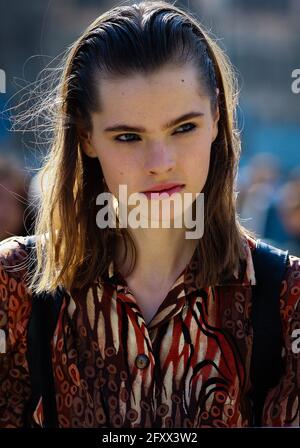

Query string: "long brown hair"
[[21, 0, 256, 294]]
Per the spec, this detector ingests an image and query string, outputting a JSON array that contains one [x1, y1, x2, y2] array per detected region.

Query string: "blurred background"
[[0, 0, 299, 255]]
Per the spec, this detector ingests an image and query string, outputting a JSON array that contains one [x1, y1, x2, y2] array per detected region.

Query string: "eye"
[[113, 122, 197, 143], [114, 133, 141, 143], [173, 122, 197, 134]]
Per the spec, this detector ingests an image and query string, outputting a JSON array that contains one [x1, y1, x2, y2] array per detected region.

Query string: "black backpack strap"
[[249, 239, 289, 426], [23, 236, 64, 428]]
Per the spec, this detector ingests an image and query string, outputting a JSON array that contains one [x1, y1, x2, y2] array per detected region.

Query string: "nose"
[[144, 144, 176, 176]]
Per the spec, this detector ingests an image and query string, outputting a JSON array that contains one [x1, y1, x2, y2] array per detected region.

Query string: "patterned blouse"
[[0, 234, 300, 428]]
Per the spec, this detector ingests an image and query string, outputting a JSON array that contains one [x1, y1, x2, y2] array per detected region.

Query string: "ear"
[[78, 126, 98, 159], [211, 104, 220, 143]]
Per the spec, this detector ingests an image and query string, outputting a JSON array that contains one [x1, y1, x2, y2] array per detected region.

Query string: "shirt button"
[[135, 354, 150, 369]]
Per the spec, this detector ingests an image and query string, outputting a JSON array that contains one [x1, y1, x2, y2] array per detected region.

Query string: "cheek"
[[95, 147, 137, 192], [183, 139, 211, 192]]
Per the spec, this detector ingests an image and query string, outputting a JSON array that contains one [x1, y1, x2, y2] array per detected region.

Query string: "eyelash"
[[113, 122, 198, 143]]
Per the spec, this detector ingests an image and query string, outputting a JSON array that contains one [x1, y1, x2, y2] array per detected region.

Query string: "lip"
[[140, 183, 185, 198]]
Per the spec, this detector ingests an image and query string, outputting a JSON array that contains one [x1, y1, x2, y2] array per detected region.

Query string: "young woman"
[[1, 0, 300, 429]]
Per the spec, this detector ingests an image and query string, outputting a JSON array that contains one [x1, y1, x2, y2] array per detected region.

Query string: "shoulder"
[[279, 252, 300, 331], [243, 235, 299, 289], [0, 235, 38, 427], [282, 252, 300, 289], [0, 234, 36, 352], [262, 252, 300, 425], [249, 237, 300, 316], [0, 234, 34, 267]]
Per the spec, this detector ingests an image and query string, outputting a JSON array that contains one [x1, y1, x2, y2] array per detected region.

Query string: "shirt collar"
[[101, 234, 257, 292]]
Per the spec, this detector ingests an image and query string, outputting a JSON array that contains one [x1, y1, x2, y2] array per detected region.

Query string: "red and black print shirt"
[[0, 234, 300, 428]]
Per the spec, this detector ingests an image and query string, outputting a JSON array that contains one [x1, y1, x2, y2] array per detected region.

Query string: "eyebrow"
[[103, 111, 205, 133]]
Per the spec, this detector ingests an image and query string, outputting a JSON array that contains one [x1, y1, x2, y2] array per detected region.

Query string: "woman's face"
[[82, 63, 219, 210]]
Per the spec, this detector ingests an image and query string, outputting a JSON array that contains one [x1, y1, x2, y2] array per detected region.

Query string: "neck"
[[114, 226, 199, 290]]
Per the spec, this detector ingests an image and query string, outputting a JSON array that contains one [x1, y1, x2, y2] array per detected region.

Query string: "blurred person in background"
[[263, 166, 300, 253], [269, 171, 300, 256], [237, 152, 282, 238]]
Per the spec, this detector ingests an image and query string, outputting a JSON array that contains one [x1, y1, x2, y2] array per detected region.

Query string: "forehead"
[[96, 63, 209, 113]]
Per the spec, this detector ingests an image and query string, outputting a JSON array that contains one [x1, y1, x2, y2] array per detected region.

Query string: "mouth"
[[141, 184, 185, 198]]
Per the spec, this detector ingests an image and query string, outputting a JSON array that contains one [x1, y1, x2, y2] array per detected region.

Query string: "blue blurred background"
[[0, 0, 299, 254]]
